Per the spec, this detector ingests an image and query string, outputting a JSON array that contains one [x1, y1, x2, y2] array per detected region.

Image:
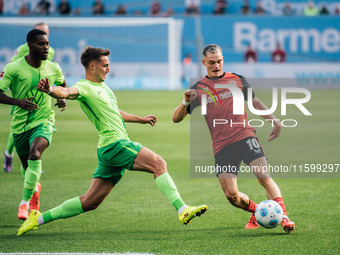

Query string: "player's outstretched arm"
[[0, 90, 38, 112], [119, 110, 157, 126], [37, 78, 79, 100], [172, 89, 196, 123], [252, 96, 282, 142]]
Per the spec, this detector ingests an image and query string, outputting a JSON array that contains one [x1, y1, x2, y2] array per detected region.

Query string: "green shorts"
[[10, 105, 15, 115], [93, 139, 143, 185], [13, 122, 55, 157]]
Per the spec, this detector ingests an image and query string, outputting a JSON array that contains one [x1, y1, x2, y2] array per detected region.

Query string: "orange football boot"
[[245, 214, 259, 229], [29, 183, 41, 211]]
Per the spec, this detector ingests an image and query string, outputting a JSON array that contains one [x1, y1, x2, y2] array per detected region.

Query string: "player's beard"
[[33, 50, 48, 61]]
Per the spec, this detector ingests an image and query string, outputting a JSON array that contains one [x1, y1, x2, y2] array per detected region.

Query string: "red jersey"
[[272, 49, 286, 62], [244, 49, 257, 62], [187, 72, 256, 155]]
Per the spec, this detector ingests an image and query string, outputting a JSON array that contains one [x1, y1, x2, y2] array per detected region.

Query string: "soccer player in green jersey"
[[0, 29, 67, 220], [4, 22, 55, 173], [16, 46, 207, 235]]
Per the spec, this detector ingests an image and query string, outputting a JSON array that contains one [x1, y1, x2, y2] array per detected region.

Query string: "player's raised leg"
[[251, 157, 295, 233], [132, 147, 207, 225], [17, 178, 113, 235]]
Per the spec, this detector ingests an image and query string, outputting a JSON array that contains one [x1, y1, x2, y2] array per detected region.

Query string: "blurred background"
[[0, 0, 340, 89]]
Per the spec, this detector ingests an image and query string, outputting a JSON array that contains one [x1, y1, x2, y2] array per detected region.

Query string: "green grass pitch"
[[0, 90, 339, 254]]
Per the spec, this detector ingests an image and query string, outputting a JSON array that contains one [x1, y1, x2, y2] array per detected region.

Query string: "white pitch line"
[[0, 253, 154, 255]]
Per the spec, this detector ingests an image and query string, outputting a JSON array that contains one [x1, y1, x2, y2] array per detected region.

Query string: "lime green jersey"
[[0, 57, 65, 134], [11, 43, 55, 62], [73, 79, 129, 148]]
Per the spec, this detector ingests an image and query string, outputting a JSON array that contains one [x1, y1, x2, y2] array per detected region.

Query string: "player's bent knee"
[[28, 146, 44, 160], [28, 152, 41, 161], [153, 155, 167, 175], [258, 177, 272, 187]]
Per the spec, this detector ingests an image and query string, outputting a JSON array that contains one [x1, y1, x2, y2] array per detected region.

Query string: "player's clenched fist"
[[184, 89, 196, 103]]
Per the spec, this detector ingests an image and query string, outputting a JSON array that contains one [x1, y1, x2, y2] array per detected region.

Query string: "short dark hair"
[[80, 46, 110, 68], [202, 44, 222, 57], [26, 29, 47, 43]]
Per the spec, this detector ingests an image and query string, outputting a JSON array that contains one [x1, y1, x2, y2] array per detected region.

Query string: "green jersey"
[[0, 57, 65, 134], [73, 79, 129, 148], [11, 43, 55, 62]]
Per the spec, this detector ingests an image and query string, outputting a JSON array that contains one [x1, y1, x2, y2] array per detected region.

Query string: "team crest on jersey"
[[0, 71, 4, 80], [228, 80, 237, 86], [25, 89, 44, 105]]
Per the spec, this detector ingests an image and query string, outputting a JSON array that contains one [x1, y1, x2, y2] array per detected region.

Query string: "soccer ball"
[[255, 200, 283, 228]]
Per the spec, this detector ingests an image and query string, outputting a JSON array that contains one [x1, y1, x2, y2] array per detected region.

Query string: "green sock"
[[22, 160, 42, 201], [42, 197, 84, 224], [155, 173, 185, 211], [20, 165, 26, 179], [6, 132, 15, 155]]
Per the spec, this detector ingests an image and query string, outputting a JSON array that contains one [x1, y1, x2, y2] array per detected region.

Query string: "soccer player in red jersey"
[[173, 44, 295, 233]]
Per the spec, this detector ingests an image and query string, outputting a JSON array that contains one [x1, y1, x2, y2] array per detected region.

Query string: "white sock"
[[19, 201, 29, 207], [4, 150, 13, 157], [38, 215, 44, 226], [178, 204, 188, 215]]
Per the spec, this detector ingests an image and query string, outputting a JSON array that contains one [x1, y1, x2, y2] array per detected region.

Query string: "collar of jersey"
[[81, 79, 104, 86], [23, 57, 46, 70], [205, 72, 226, 80]]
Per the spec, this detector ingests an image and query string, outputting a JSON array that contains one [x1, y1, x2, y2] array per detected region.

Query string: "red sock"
[[274, 197, 287, 216], [243, 199, 257, 213]]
